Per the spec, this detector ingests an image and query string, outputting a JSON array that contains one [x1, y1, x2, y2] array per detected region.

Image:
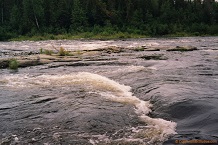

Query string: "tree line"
[[0, 0, 218, 40]]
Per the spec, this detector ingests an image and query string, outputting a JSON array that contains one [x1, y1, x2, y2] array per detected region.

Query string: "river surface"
[[0, 37, 218, 145]]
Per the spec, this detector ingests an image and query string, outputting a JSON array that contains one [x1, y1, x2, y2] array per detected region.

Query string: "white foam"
[[116, 65, 146, 73], [1, 72, 130, 91], [1, 72, 177, 144], [139, 115, 177, 141], [99, 92, 152, 115]]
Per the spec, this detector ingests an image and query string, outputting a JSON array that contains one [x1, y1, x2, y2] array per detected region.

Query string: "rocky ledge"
[[0, 54, 81, 69], [166, 45, 198, 51], [0, 45, 198, 69]]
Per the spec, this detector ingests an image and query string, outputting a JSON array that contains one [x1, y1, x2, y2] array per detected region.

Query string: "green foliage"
[[9, 59, 19, 70], [71, 0, 87, 29], [0, 0, 218, 40], [134, 47, 145, 51], [0, 27, 13, 41], [75, 50, 83, 55], [40, 48, 53, 55], [10, 5, 21, 31], [59, 47, 70, 56], [44, 50, 53, 55], [189, 23, 208, 34], [207, 25, 218, 35], [40, 48, 43, 54]]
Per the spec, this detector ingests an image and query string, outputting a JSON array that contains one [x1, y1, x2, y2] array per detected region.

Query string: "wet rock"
[[167, 46, 198, 51], [133, 47, 146, 51], [139, 54, 168, 60], [82, 51, 101, 57], [18, 60, 42, 67], [0, 59, 9, 68], [0, 136, 12, 145], [94, 46, 125, 53], [133, 46, 160, 52], [0, 54, 81, 69], [53, 133, 61, 141], [0, 135, 20, 145], [14, 137, 19, 143], [144, 48, 161, 51]]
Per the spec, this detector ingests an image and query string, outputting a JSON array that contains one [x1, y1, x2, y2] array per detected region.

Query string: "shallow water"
[[0, 37, 218, 144]]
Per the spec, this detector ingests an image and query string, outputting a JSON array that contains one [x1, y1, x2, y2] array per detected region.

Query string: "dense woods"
[[0, 0, 218, 40]]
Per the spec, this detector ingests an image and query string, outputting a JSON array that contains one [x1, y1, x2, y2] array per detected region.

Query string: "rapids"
[[0, 37, 218, 144]]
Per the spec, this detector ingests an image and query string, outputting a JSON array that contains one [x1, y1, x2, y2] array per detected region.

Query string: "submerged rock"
[[167, 46, 198, 51], [139, 54, 168, 60]]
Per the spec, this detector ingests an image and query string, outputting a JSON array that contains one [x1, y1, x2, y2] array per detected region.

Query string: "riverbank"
[[6, 31, 218, 42], [4, 32, 146, 41]]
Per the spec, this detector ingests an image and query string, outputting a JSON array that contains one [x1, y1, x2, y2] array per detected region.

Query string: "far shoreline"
[[5, 32, 218, 42]]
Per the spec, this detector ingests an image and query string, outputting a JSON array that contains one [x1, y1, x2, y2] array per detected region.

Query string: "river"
[[0, 37, 218, 145]]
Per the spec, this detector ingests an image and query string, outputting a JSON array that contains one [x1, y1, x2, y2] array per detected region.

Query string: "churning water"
[[0, 37, 218, 144]]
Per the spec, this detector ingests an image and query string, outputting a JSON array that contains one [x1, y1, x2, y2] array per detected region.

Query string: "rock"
[[18, 60, 41, 67], [133, 47, 145, 51], [0, 136, 12, 144], [144, 48, 161, 51], [14, 137, 19, 143], [139, 54, 168, 60], [167, 46, 197, 51], [82, 51, 101, 57], [0, 59, 9, 68], [94, 46, 124, 53], [0, 54, 80, 69]]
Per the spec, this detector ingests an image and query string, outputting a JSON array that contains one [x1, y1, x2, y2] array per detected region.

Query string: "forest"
[[0, 0, 218, 40]]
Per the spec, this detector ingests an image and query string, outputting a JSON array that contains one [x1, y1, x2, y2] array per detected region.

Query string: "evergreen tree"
[[71, 0, 87, 30], [31, 0, 44, 30], [10, 4, 21, 31], [22, 0, 34, 34], [0, 0, 218, 39]]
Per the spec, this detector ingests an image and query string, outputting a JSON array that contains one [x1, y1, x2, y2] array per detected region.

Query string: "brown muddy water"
[[0, 37, 218, 145]]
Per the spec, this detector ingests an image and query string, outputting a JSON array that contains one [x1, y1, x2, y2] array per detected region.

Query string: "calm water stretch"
[[0, 37, 218, 145]]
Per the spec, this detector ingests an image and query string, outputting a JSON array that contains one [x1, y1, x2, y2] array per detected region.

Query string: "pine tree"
[[10, 4, 21, 31], [71, 0, 87, 30]]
